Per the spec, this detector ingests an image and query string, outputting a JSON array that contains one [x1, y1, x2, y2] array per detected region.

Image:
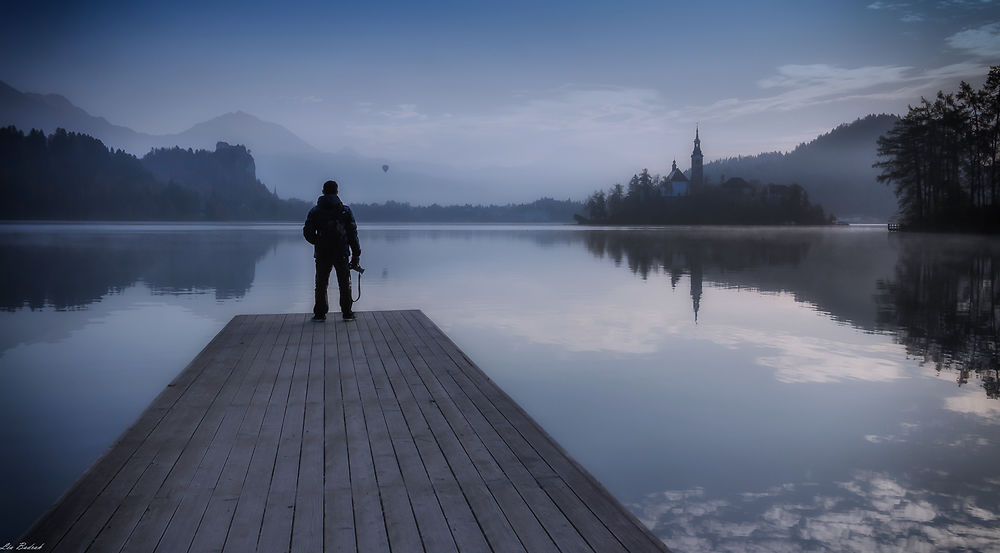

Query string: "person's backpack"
[[317, 204, 350, 248]]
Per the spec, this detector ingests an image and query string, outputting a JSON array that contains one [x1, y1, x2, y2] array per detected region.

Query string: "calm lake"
[[1, 223, 998, 552]]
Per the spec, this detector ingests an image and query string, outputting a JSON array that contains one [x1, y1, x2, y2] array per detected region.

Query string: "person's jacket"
[[303, 193, 361, 260]]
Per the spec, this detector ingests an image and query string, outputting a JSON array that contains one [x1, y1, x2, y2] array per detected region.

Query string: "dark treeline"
[[579, 168, 830, 225], [876, 66, 1000, 232], [0, 125, 581, 223], [0, 126, 310, 220], [351, 197, 582, 223]]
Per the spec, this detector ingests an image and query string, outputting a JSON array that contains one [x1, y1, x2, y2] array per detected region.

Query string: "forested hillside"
[[0, 126, 308, 220], [704, 115, 900, 220]]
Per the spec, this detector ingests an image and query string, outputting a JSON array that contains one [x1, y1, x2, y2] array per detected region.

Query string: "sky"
[[2, 0, 1000, 196]]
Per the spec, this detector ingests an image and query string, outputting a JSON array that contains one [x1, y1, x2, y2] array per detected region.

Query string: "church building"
[[660, 128, 704, 197]]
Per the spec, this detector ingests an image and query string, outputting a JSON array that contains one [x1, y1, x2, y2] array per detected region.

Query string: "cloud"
[[379, 103, 429, 121], [901, 13, 926, 22], [946, 21, 1000, 57], [693, 63, 988, 121], [937, 0, 996, 8], [755, 64, 911, 90], [344, 86, 678, 168], [333, 58, 984, 172], [867, 1, 911, 9], [865, 433, 905, 443]]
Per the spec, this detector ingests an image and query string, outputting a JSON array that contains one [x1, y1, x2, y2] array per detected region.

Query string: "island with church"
[[575, 128, 833, 225]]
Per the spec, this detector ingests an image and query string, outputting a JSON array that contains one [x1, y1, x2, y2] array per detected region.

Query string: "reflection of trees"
[[574, 228, 999, 399], [582, 229, 811, 280], [876, 239, 1000, 399], [581, 229, 812, 320], [0, 229, 295, 310]]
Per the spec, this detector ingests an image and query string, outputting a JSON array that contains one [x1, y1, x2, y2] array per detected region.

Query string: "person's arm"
[[303, 209, 318, 244], [344, 207, 361, 259]]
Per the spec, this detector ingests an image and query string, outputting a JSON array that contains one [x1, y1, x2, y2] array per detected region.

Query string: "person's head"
[[322, 180, 338, 195]]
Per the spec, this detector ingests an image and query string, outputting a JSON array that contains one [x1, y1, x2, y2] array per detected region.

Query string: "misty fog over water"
[[1, 223, 998, 552]]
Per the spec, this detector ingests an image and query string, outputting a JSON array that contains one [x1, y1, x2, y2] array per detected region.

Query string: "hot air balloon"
[[382, 164, 389, 173]]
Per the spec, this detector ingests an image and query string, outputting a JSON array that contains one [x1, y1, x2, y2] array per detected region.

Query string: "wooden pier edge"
[[21, 310, 671, 553], [410, 311, 670, 551]]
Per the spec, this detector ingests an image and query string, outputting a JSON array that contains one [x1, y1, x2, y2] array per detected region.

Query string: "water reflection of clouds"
[[942, 389, 1000, 423], [465, 307, 687, 354], [632, 472, 1000, 553], [453, 275, 917, 388], [442, 258, 693, 354], [924, 366, 1000, 423], [755, 333, 904, 384], [864, 421, 921, 445], [695, 291, 908, 384]]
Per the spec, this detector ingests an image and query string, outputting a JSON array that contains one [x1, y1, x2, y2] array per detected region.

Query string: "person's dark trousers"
[[314, 256, 353, 316]]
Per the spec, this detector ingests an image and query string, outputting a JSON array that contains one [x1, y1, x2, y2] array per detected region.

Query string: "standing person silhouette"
[[303, 180, 361, 321]]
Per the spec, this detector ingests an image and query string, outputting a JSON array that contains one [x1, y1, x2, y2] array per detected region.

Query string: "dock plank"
[[23, 311, 670, 553], [405, 311, 669, 553], [322, 316, 355, 553], [360, 314, 460, 553], [369, 313, 489, 553]]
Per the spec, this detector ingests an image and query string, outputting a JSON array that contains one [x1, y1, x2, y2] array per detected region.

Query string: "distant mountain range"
[[702, 114, 901, 221], [1, 80, 904, 219], [0, 80, 476, 204]]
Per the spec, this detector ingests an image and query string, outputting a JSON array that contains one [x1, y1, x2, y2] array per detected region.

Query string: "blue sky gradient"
[[3, 0, 999, 198]]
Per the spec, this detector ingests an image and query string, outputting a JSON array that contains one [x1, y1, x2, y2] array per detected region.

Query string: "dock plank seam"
[[360, 313, 462, 553], [373, 312, 518, 553], [215, 314, 308, 553], [368, 312, 489, 553]]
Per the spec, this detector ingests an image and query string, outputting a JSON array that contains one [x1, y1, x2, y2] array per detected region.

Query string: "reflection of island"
[[571, 228, 999, 399], [581, 228, 813, 320], [0, 227, 297, 310]]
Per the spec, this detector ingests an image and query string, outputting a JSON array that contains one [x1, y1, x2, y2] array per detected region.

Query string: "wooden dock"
[[23, 311, 670, 553]]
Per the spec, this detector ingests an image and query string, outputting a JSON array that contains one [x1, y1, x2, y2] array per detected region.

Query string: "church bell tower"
[[691, 126, 704, 188]]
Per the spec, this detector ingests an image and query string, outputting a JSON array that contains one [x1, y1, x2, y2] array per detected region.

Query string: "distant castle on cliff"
[[660, 127, 704, 197]]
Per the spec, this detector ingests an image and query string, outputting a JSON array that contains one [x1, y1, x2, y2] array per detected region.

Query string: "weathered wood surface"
[[23, 311, 670, 553]]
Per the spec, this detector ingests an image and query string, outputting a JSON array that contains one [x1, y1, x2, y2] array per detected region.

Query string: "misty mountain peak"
[[180, 110, 318, 154]]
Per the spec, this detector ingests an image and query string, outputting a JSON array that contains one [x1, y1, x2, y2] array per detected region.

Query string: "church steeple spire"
[[690, 125, 704, 188]]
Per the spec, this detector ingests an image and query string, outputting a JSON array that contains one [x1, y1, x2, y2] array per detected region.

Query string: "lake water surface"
[[1, 223, 998, 552]]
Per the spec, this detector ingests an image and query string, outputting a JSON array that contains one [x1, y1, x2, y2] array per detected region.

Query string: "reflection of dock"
[[23, 311, 669, 552]]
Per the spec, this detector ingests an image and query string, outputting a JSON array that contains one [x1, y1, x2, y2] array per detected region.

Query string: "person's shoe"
[[342, 312, 356, 321], [311, 314, 326, 322]]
